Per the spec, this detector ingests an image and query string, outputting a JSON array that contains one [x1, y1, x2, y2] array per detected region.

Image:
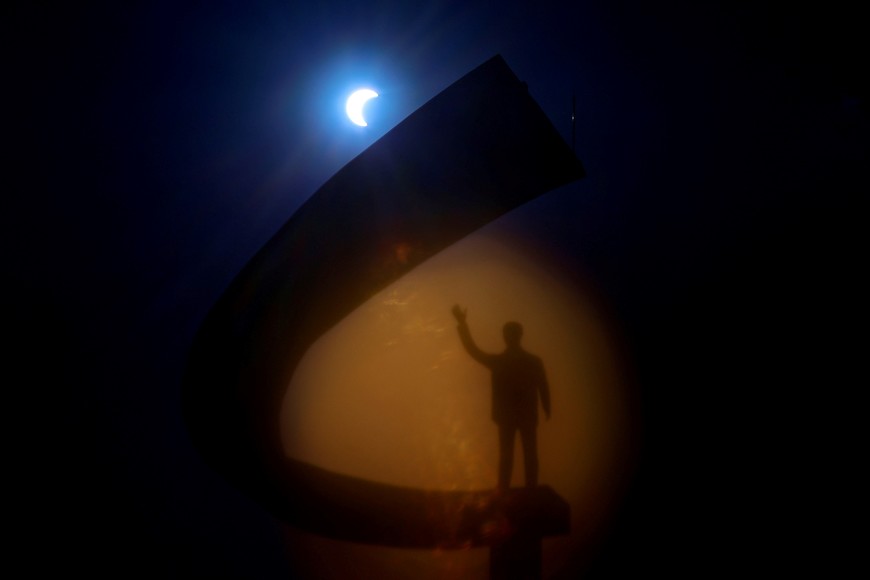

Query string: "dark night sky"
[[8, 1, 866, 577]]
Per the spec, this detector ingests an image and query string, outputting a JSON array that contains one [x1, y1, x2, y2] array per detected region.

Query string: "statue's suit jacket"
[[457, 323, 550, 427]]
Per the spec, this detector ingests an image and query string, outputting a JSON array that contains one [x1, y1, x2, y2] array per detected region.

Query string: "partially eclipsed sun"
[[346, 88, 379, 127]]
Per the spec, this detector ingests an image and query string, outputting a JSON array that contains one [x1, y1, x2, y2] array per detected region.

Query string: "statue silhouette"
[[452, 305, 551, 489]]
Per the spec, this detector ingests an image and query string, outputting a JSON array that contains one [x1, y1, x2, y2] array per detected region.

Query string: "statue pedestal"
[[490, 534, 543, 580], [452, 486, 569, 580]]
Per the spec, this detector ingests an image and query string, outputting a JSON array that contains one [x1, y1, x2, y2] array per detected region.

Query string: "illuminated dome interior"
[[281, 224, 632, 578]]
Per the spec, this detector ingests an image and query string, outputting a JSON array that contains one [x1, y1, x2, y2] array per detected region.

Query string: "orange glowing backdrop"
[[281, 221, 632, 578]]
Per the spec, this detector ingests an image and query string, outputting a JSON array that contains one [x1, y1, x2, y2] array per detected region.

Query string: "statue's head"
[[503, 321, 523, 348]]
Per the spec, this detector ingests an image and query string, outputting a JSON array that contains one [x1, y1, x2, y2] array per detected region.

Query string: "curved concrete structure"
[[183, 55, 583, 548]]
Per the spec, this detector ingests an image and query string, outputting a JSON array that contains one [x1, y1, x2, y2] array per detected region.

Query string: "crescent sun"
[[346, 88, 379, 127]]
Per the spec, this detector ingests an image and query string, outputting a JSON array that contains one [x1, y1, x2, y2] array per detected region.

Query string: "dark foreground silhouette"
[[453, 305, 551, 489]]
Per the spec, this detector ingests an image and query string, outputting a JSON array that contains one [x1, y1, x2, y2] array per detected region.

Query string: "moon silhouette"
[[346, 88, 379, 126]]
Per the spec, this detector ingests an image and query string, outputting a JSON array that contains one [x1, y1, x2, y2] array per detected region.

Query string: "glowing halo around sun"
[[346, 88, 379, 126]]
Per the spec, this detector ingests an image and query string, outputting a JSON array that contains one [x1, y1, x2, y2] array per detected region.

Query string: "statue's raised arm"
[[452, 305, 495, 367]]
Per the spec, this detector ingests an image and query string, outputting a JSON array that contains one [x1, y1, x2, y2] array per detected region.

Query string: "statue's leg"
[[520, 424, 538, 487], [497, 423, 516, 489]]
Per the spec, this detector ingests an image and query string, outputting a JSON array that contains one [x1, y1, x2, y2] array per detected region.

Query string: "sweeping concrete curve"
[[183, 55, 583, 548]]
